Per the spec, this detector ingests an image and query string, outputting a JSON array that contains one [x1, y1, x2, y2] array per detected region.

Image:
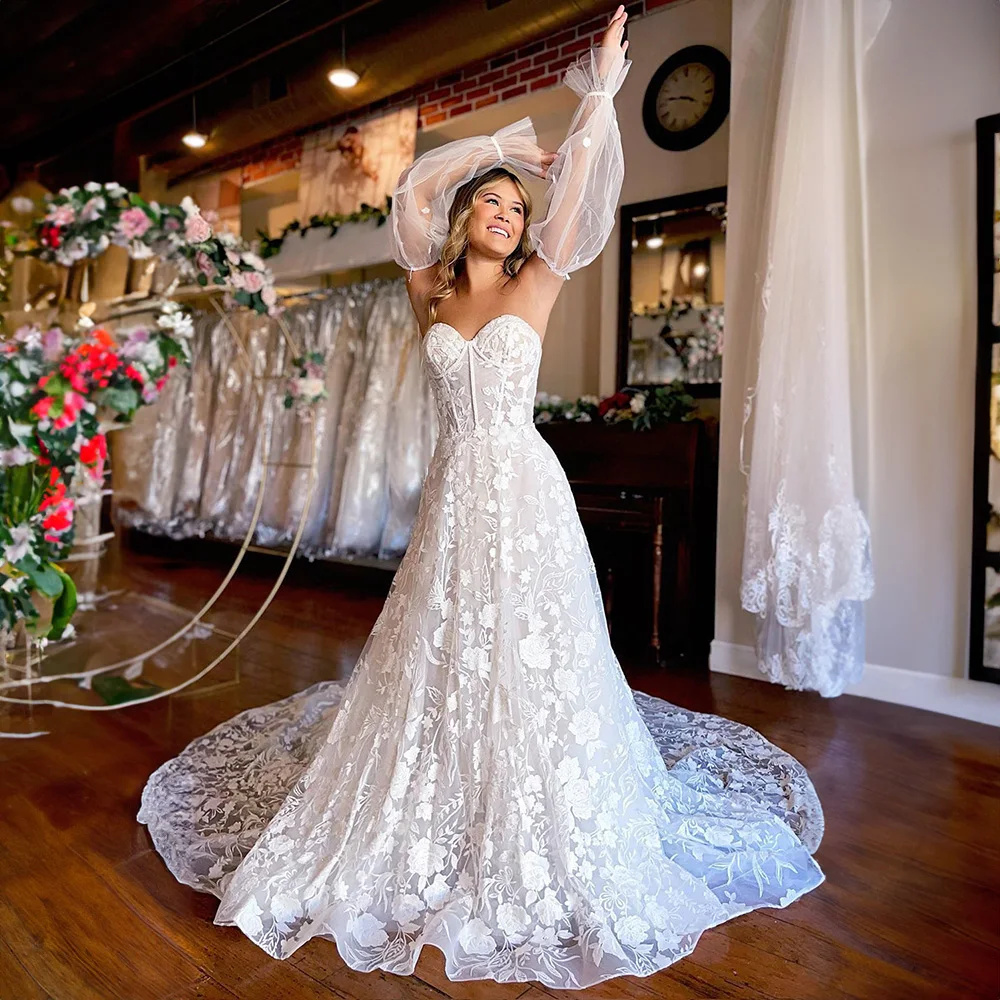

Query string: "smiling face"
[[466, 176, 526, 261]]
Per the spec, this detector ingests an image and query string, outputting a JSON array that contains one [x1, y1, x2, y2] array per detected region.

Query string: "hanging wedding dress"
[[138, 45, 824, 989]]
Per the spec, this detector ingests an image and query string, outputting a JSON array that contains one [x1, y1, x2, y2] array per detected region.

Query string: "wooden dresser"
[[536, 419, 718, 666]]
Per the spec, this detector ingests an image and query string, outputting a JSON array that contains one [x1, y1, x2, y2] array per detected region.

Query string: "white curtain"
[[728, 0, 889, 696]]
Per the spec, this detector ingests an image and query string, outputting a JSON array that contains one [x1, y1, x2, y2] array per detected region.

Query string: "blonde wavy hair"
[[426, 167, 533, 326]]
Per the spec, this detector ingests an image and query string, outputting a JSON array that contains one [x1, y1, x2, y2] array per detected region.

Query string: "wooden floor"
[[1, 546, 998, 1000]]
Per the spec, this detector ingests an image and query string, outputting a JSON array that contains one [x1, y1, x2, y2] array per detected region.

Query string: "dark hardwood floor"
[[1, 545, 998, 1000]]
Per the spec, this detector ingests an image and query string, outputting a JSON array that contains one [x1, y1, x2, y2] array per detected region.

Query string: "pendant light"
[[183, 94, 208, 149], [328, 23, 359, 88]]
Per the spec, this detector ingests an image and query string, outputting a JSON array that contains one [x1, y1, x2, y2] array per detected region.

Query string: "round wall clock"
[[642, 45, 731, 152]]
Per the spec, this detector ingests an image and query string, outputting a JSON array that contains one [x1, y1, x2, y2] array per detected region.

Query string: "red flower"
[[39, 223, 62, 249], [31, 396, 54, 419], [598, 392, 630, 417], [78, 434, 106, 466], [124, 365, 145, 383]]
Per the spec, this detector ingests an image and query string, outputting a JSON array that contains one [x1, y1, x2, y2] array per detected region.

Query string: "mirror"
[[970, 113, 1000, 684], [617, 187, 726, 395]]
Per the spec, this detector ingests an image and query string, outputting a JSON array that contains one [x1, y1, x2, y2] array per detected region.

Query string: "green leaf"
[[196, 272, 209, 287], [46, 565, 76, 639], [16, 554, 63, 598], [97, 384, 140, 417]]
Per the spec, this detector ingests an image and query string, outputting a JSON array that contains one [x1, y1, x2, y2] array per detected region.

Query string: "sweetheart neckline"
[[426, 314, 542, 345]]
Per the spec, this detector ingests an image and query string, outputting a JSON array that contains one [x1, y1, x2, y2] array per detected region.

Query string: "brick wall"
[[216, 0, 681, 187]]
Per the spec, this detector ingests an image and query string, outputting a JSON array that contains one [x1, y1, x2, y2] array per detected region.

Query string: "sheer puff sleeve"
[[390, 117, 545, 274], [528, 45, 631, 280]]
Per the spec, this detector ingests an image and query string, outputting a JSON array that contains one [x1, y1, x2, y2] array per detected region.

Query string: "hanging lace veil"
[[730, 0, 889, 696]]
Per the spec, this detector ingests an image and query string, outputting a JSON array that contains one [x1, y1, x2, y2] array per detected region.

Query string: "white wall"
[[713, 0, 1000, 714], [865, 0, 1000, 677]]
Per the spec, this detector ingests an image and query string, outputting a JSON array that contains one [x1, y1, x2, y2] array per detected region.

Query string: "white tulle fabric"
[[138, 316, 825, 989], [390, 47, 629, 279], [729, 0, 887, 696]]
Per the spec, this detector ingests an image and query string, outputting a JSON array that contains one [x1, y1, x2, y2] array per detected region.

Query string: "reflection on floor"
[[1, 543, 998, 1000]]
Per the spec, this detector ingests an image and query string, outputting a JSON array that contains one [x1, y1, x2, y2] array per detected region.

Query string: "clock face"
[[642, 46, 731, 152], [656, 62, 715, 132]]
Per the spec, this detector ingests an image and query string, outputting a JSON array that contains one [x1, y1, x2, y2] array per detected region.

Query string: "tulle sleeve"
[[528, 46, 631, 279], [390, 117, 544, 273]]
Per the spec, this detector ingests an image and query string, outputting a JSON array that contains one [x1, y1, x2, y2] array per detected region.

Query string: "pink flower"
[[241, 270, 265, 294], [46, 204, 76, 226], [195, 251, 216, 279], [184, 213, 213, 243], [118, 206, 152, 240], [261, 285, 277, 307], [228, 269, 247, 291], [42, 327, 64, 361]]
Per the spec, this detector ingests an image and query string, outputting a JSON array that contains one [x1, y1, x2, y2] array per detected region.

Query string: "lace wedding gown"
[[137, 46, 825, 990]]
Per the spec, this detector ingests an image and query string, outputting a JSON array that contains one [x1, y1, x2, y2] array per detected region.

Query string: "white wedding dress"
[[137, 314, 825, 988], [137, 45, 825, 990]]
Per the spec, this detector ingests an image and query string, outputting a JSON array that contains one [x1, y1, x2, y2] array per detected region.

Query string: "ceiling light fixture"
[[182, 94, 208, 149], [646, 235, 664, 249], [328, 23, 359, 88]]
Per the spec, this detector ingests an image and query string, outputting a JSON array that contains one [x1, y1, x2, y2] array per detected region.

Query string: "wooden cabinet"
[[537, 419, 718, 665]]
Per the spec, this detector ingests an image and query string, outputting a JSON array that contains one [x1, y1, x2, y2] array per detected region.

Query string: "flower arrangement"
[[0, 309, 194, 636], [284, 352, 328, 412], [29, 184, 279, 316], [534, 383, 695, 432], [257, 198, 392, 260], [533, 392, 600, 424]]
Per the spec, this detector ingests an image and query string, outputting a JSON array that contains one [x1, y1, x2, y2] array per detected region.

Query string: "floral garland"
[[257, 197, 392, 260], [283, 352, 328, 412], [29, 183, 279, 316], [534, 383, 695, 431]]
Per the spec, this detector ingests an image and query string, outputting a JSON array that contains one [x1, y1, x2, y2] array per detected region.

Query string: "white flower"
[[128, 239, 155, 259], [552, 667, 577, 693], [555, 755, 581, 785], [2, 575, 24, 593], [269, 893, 302, 929], [79, 196, 106, 222], [105, 182, 128, 199], [296, 377, 325, 399], [241, 250, 265, 270], [422, 874, 452, 910], [496, 902, 531, 937], [580, 394, 599, 405], [179, 195, 199, 218], [84, 181, 102, 193], [518, 631, 551, 670], [3, 523, 33, 564], [614, 915, 650, 949], [569, 709, 602, 745], [458, 917, 496, 956], [535, 890, 565, 925], [574, 631, 596, 655], [564, 777, 594, 819], [629, 393, 647, 414], [644, 901, 673, 929], [235, 899, 264, 938], [520, 850, 551, 892], [389, 760, 411, 799], [350, 912, 388, 947], [11, 196, 33, 214], [407, 836, 447, 877], [392, 893, 425, 924]]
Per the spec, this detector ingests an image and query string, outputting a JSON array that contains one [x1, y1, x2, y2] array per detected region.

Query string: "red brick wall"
[[220, 0, 681, 186]]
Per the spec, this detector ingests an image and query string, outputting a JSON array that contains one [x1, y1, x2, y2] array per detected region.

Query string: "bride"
[[138, 6, 825, 989]]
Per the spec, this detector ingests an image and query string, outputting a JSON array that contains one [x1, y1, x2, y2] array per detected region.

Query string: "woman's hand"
[[516, 145, 557, 179], [596, 5, 629, 81]]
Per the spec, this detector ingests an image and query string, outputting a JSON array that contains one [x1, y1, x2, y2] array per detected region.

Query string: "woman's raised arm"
[[527, 7, 631, 280]]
